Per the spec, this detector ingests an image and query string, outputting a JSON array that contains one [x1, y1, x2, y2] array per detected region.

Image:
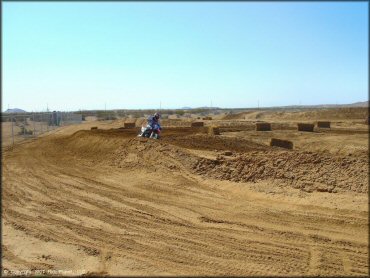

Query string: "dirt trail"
[[2, 125, 368, 276]]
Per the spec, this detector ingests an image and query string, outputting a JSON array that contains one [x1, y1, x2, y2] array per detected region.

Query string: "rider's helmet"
[[154, 112, 161, 120]]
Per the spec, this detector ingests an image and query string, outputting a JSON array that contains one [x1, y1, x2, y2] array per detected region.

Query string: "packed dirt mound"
[[59, 129, 369, 194], [162, 134, 268, 152], [192, 151, 368, 193], [110, 138, 195, 173]]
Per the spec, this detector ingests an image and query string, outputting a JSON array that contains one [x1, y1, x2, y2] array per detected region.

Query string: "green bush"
[[175, 110, 185, 116]]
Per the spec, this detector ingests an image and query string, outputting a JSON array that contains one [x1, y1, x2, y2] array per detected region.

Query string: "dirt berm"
[[64, 129, 367, 194]]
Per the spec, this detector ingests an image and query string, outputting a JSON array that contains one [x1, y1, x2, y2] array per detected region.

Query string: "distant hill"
[[181, 102, 368, 110], [180, 106, 220, 110], [196, 106, 221, 110], [259, 101, 369, 110], [305, 101, 369, 108], [341, 101, 369, 107], [4, 108, 27, 113]]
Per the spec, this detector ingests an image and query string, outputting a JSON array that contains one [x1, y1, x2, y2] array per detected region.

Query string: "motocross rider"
[[147, 112, 161, 131], [138, 113, 162, 139]]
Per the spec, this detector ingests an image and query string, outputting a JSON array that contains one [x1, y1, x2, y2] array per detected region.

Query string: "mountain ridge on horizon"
[[2, 100, 368, 113], [181, 100, 369, 110]]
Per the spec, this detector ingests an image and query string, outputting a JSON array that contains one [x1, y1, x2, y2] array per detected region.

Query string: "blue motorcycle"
[[138, 123, 162, 139]]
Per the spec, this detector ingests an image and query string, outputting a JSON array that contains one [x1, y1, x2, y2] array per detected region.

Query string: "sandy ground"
[[2, 109, 368, 276]]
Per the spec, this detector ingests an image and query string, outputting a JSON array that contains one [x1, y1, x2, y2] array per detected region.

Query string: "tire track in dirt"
[[2, 130, 368, 275]]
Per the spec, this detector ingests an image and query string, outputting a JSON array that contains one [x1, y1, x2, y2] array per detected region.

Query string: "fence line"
[[1, 112, 83, 148]]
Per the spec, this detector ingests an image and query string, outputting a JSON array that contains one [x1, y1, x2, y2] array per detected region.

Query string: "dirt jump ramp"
[[76, 128, 367, 194]]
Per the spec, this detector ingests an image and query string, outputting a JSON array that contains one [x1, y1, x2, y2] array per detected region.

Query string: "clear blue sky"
[[3, 2, 368, 111]]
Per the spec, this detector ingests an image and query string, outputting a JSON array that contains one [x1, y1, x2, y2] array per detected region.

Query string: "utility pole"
[[11, 116, 14, 145], [105, 102, 107, 120], [33, 113, 36, 136]]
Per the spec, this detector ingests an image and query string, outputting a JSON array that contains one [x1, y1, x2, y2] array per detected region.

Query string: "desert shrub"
[[96, 110, 117, 121], [175, 110, 185, 116]]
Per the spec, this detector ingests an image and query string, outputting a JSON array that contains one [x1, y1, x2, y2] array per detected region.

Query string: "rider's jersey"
[[147, 115, 159, 128]]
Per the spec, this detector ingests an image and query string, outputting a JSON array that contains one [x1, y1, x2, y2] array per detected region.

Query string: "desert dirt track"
[[2, 112, 369, 276]]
